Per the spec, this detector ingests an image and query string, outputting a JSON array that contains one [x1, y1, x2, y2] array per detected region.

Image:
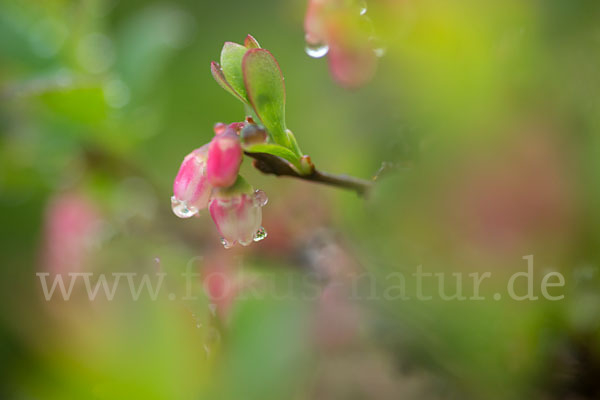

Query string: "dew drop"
[[253, 226, 268, 242], [359, 0, 368, 15], [305, 42, 329, 58], [253, 189, 268, 207], [171, 196, 198, 218], [220, 237, 234, 249]]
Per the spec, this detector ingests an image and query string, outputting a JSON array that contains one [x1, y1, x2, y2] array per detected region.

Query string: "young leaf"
[[244, 143, 300, 166], [211, 62, 246, 103], [244, 34, 260, 49], [220, 42, 249, 102], [286, 129, 303, 157], [242, 49, 289, 149]]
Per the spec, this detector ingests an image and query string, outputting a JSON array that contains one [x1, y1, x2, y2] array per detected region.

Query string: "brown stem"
[[244, 151, 373, 196]]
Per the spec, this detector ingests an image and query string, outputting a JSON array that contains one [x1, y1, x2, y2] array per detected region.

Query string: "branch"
[[245, 151, 373, 196]]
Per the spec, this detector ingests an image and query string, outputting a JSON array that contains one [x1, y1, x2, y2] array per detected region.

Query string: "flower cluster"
[[171, 120, 268, 248]]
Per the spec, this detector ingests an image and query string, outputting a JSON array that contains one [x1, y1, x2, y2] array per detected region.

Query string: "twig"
[[245, 151, 373, 196]]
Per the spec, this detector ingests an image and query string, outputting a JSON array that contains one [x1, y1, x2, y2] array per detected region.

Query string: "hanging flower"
[[206, 128, 243, 188], [209, 176, 268, 249], [171, 144, 213, 218]]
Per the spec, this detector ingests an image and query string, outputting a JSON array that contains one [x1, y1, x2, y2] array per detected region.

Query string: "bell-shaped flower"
[[172, 144, 212, 218], [209, 176, 268, 248], [206, 129, 243, 188]]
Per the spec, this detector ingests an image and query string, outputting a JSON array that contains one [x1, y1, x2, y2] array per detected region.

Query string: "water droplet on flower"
[[171, 196, 198, 218], [253, 189, 268, 207], [305, 42, 329, 58], [253, 226, 267, 242], [220, 237, 234, 249]]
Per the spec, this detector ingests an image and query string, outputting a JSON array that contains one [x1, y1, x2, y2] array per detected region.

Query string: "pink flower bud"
[[172, 145, 212, 218], [213, 122, 227, 135], [206, 132, 243, 188], [209, 183, 268, 248]]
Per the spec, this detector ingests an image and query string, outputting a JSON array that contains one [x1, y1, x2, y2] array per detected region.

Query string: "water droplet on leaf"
[[305, 42, 329, 58]]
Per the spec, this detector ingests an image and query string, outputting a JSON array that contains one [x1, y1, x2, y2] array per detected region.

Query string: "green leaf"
[[211, 61, 246, 103], [220, 42, 249, 102], [242, 49, 289, 149], [244, 143, 300, 166], [285, 129, 303, 157]]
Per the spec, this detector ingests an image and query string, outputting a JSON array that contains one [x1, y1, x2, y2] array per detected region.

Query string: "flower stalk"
[[245, 150, 373, 196]]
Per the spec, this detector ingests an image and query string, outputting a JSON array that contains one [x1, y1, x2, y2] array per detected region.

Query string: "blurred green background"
[[1, 0, 600, 399]]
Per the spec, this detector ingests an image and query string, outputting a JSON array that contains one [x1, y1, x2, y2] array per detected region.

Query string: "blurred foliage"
[[1, 0, 600, 399]]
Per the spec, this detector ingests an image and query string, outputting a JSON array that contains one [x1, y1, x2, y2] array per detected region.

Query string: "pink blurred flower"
[[206, 130, 243, 188], [203, 258, 238, 320], [446, 131, 575, 256], [313, 284, 361, 351], [172, 144, 213, 218], [209, 180, 267, 248], [305, 0, 378, 88], [42, 193, 101, 274], [326, 22, 377, 89]]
